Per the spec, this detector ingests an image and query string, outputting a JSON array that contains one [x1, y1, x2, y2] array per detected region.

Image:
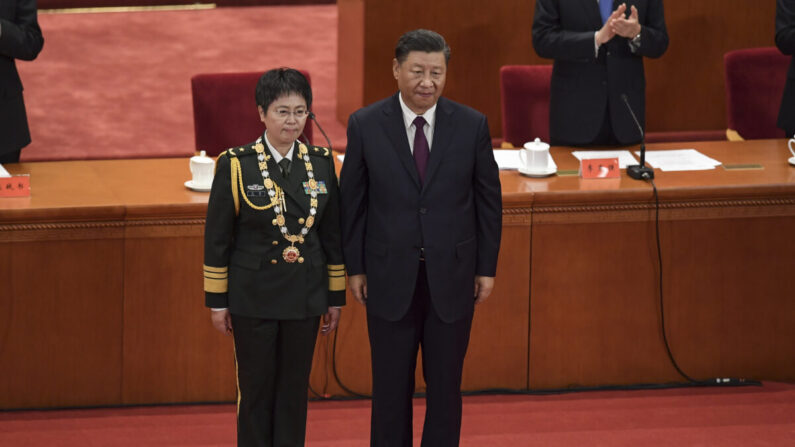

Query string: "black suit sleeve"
[[316, 150, 346, 307], [777, 0, 795, 55], [203, 152, 237, 308], [0, 0, 44, 61], [636, 0, 668, 59], [339, 113, 369, 276], [532, 0, 599, 62], [473, 116, 502, 277]]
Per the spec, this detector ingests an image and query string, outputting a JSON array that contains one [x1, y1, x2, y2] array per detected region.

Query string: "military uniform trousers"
[[233, 314, 320, 447]]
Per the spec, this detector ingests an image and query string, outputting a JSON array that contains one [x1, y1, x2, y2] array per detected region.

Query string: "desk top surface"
[[1, 139, 794, 220]]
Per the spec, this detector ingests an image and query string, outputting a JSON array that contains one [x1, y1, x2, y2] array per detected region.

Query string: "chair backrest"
[[191, 70, 313, 157], [499, 65, 552, 147], [724, 47, 789, 140]]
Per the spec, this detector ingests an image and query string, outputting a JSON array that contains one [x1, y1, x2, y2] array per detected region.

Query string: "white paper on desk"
[[572, 150, 638, 168], [493, 149, 525, 170], [0, 163, 10, 178], [637, 149, 721, 172]]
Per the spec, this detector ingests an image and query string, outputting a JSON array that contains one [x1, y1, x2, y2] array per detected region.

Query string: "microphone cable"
[[649, 178, 696, 383], [331, 327, 371, 398], [648, 177, 757, 387]]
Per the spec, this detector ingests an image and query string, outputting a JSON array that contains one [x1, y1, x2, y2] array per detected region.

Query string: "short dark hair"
[[394, 29, 451, 65], [255, 68, 312, 111]]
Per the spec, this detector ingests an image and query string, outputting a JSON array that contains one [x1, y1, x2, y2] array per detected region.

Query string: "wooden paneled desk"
[[1, 140, 793, 409]]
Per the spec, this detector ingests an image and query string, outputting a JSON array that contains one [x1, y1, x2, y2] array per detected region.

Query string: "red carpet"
[[1, 383, 794, 446], [19, 5, 345, 161]]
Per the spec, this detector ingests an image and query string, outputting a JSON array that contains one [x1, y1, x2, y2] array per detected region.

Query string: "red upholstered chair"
[[191, 70, 313, 157], [724, 47, 790, 140], [499, 65, 552, 148]]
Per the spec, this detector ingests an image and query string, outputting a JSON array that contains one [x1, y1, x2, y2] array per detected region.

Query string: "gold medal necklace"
[[252, 138, 318, 263]]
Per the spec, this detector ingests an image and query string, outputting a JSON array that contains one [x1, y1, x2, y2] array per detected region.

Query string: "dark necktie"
[[599, 0, 613, 24], [412, 116, 429, 184], [279, 158, 291, 178]]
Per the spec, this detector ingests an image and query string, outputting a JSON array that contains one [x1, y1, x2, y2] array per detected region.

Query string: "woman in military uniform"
[[203, 68, 345, 447]]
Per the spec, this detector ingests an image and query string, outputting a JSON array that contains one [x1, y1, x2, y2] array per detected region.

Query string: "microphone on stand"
[[621, 94, 654, 180], [302, 111, 333, 152]]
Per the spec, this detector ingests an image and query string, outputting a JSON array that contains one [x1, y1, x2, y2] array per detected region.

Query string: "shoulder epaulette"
[[227, 145, 256, 158], [308, 145, 331, 158]]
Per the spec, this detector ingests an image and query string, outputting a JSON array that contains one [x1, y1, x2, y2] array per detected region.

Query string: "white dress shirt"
[[398, 92, 437, 153]]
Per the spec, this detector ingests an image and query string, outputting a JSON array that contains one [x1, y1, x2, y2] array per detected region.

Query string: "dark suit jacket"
[[339, 94, 502, 323], [777, 0, 795, 135], [0, 0, 43, 155], [204, 138, 346, 319], [532, 0, 668, 145]]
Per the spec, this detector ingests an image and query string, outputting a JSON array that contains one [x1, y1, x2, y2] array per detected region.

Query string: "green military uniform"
[[203, 135, 345, 447]]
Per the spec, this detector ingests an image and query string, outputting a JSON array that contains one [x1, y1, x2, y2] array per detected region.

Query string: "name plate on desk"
[[0, 175, 31, 197], [581, 158, 620, 179]]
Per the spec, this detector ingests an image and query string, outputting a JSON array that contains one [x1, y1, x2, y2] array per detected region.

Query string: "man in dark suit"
[[777, 0, 795, 137], [532, 0, 668, 146], [339, 29, 502, 446], [0, 0, 43, 164]]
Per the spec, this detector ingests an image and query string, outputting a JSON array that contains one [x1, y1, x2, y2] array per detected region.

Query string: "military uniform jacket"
[[203, 137, 345, 319]]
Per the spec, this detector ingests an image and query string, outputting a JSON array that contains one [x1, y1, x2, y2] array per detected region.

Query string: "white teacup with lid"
[[788, 135, 795, 166], [520, 138, 551, 173], [188, 150, 215, 190]]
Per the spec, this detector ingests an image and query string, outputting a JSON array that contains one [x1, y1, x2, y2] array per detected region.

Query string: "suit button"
[[271, 259, 278, 264], [601, 81, 607, 86], [272, 241, 279, 246], [419, 207, 427, 215], [298, 218, 305, 224], [607, 51, 611, 56]]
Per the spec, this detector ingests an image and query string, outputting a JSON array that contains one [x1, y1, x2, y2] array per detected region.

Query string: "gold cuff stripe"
[[203, 265, 228, 273], [327, 264, 345, 271], [328, 275, 346, 292], [203, 272, 228, 279], [328, 272, 346, 277], [204, 277, 228, 293]]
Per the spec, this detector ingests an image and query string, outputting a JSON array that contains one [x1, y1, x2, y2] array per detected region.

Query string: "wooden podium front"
[[1, 139, 794, 409]]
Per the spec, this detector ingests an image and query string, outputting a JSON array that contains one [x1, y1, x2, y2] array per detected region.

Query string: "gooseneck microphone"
[[302, 111, 333, 152], [621, 94, 654, 180]]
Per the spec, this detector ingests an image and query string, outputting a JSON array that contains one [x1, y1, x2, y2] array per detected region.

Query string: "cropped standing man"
[[532, 0, 668, 146], [0, 0, 43, 163], [777, 0, 795, 137], [340, 29, 502, 446]]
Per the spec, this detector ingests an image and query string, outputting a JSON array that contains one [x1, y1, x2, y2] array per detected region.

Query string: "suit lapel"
[[422, 97, 455, 191], [382, 94, 421, 189]]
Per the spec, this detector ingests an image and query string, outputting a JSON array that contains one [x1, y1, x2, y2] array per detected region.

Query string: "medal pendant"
[[282, 245, 301, 263]]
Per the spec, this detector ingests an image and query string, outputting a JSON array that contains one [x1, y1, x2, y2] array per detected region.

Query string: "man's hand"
[[611, 5, 641, 39], [211, 309, 233, 336], [596, 3, 627, 45], [474, 276, 495, 305], [321, 307, 341, 335], [349, 274, 368, 305]]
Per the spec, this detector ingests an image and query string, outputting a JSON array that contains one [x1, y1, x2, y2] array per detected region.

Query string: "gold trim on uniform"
[[328, 276, 346, 291], [327, 264, 346, 291], [204, 277, 228, 293], [204, 265, 228, 293]]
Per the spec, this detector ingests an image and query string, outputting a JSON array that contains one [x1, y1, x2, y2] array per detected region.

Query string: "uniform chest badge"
[[247, 184, 264, 191], [303, 180, 328, 194]]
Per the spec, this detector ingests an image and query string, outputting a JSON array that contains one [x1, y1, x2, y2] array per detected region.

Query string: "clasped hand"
[[596, 3, 642, 45]]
